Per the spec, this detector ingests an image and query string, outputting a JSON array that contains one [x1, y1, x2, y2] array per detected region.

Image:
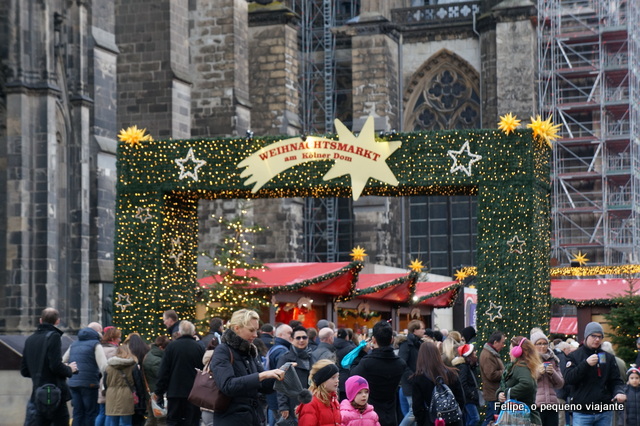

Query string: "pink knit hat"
[[345, 375, 369, 401]]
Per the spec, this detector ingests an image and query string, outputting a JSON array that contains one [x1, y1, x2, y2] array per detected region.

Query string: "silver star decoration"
[[135, 207, 153, 223], [507, 235, 526, 254], [168, 237, 183, 267], [486, 301, 503, 322], [448, 140, 482, 176], [175, 147, 207, 181], [115, 293, 132, 312]]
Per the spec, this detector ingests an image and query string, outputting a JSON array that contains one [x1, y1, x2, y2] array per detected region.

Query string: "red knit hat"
[[457, 343, 474, 357]]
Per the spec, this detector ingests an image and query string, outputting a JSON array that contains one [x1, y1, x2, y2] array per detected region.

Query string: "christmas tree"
[[201, 205, 269, 322], [605, 274, 640, 365]]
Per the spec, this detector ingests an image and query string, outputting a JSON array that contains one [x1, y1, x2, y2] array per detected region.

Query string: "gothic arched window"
[[403, 49, 480, 131]]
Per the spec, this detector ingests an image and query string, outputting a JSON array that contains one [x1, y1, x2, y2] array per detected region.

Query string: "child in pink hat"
[[340, 375, 381, 426]]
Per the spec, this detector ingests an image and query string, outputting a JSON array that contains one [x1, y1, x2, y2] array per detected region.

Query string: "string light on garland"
[[486, 301, 503, 322], [115, 293, 132, 312], [350, 246, 367, 262], [507, 235, 526, 254], [571, 251, 589, 266], [447, 140, 482, 176], [498, 113, 521, 135]]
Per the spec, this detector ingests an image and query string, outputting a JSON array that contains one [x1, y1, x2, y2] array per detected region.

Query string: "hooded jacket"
[[67, 327, 103, 388], [103, 356, 137, 416], [564, 343, 625, 412], [296, 393, 341, 426]]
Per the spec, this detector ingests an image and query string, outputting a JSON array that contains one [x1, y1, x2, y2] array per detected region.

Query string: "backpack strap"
[[33, 331, 56, 388]]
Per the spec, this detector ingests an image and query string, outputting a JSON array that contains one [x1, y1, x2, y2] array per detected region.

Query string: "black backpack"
[[429, 376, 462, 424]]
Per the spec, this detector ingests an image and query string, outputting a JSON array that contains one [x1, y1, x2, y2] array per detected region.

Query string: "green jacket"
[[498, 362, 541, 425], [142, 345, 164, 393]]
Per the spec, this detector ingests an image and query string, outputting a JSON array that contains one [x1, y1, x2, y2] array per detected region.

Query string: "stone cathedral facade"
[[0, 0, 537, 334]]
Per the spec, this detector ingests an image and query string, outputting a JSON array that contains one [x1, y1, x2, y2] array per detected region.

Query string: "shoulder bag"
[[188, 346, 233, 412]]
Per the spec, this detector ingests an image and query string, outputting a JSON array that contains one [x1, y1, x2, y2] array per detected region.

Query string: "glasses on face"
[[535, 342, 549, 346], [294, 335, 308, 340], [590, 334, 604, 340]]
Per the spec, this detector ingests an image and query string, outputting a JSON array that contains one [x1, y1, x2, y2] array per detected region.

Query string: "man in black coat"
[[155, 320, 205, 426], [21, 307, 79, 426], [351, 321, 408, 426], [397, 319, 426, 426], [334, 328, 356, 401], [163, 309, 181, 338], [564, 321, 626, 425]]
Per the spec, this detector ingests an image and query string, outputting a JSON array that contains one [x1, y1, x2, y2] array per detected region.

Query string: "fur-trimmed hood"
[[107, 356, 136, 369], [221, 328, 258, 358], [451, 355, 466, 366]]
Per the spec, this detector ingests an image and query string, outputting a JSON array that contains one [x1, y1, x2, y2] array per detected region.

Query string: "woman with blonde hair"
[[296, 359, 341, 426], [210, 309, 285, 426], [497, 336, 542, 425]]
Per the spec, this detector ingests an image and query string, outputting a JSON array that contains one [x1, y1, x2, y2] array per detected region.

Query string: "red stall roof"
[[352, 273, 416, 302], [551, 278, 638, 303], [413, 281, 462, 308], [550, 317, 578, 335], [198, 262, 361, 296]]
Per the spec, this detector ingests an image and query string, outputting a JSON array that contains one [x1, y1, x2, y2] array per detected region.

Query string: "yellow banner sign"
[[238, 116, 401, 200]]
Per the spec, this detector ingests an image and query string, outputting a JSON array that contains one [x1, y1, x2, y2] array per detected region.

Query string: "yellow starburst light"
[[409, 259, 424, 273], [118, 125, 153, 147], [454, 269, 468, 281], [527, 115, 561, 147], [350, 246, 367, 262], [571, 251, 589, 267], [498, 112, 521, 135]]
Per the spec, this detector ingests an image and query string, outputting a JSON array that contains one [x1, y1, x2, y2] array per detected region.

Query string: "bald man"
[[311, 327, 337, 364]]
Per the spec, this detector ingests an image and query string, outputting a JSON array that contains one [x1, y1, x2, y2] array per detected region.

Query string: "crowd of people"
[[20, 307, 640, 426]]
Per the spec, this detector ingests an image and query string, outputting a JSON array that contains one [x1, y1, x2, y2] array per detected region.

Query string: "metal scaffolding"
[[538, 0, 639, 265], [297, 0, 359, 262]]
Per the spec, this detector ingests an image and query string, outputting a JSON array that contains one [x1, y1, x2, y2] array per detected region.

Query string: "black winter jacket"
[[20, 323, 74, 402], [155, 334, 204, 399], [617, 384, 640, 426], [564, 344, 625, 412], [211, 329, 277, 426], [398, 333, 422, 395], [456, 361, 480, 405], [351, 346, 408, 426]]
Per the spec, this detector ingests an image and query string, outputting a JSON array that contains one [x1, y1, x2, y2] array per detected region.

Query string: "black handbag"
[[188, 347, 233, 412], [33, 332, 62, 418]]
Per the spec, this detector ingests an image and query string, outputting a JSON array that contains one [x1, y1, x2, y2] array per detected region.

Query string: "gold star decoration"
[[571, 251, 589, 266], [409, 259, 424, 273], [135, 207, 153, 223], [115, 293, 132, 312], [322, 116, 402, 200], [527, 115, 561, 147], [448, 140, 482, 176], [454, 269, 468, 281], [118, 125, 153, 147], [498, 112, 521, 135], [175, 148, 207, 181], [507, 235, 526, 254], [168, 237, 184, 267], [486, 301, 503, 322], [350, 246, 367, 262]]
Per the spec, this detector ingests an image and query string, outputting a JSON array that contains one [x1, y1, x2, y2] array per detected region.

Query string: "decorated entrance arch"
[[114, 116, 552, 342]]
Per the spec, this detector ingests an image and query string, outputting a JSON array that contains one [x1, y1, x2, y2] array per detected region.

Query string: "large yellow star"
[[527, 115, 561, 147], [350, 246, 367, 262], [498, 112, 521, 135], [118, 125, 152, 147], [409, 259, 424, 273], [454, 269, 468, 281], [323, 116, 402, 200], [571, 251, 589, 266]]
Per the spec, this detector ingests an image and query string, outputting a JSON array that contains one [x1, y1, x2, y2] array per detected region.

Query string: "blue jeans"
[[106, 415, 132, 426], [96, 403, 107, 426], [572, 411, 613, 426], [71, 386, 100, 426], [399, 395, 415, 426], [482, 401, 500, 426], [465, 404, 480, 426]]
